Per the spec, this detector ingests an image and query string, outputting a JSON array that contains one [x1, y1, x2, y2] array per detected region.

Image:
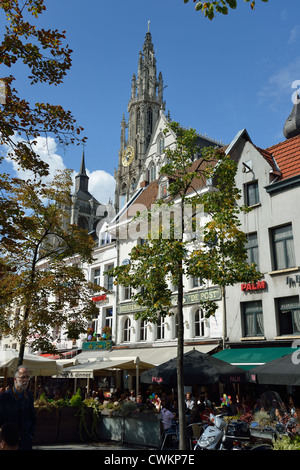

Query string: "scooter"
[[193, 413, 254, 450], [193, 413, 227, 450]]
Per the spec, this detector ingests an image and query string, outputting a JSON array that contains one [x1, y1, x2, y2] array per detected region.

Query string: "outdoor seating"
[[161, 423, 179, 450]]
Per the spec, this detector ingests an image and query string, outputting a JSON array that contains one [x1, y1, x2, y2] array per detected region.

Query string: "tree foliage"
[[184, 0, 269, 19], [0, 170, 100, 363], [0, 0, 85, 244]]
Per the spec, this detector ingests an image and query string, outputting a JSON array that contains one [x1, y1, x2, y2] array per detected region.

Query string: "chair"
[[161, 423, 179, 450]]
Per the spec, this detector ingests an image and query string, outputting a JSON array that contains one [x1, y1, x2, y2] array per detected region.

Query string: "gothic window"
[[147, 107, 153, 134], [136, 108, 141, 133], [77, 216, 88, 230], [149, 163, 156, 182], [157, 135, 165, 154]]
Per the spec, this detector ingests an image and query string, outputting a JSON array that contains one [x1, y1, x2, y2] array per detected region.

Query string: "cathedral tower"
[[115, 27, 165, 212]]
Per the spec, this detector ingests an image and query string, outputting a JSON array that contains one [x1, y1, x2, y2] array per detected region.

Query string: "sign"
[[92, 294, 107, 302], [241, 281, 267, 292], [119, 287, 222, 314], [286, 275, 300, 287], [82, 340, 112, 351]]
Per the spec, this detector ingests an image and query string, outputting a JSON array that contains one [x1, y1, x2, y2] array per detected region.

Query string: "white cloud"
[[258, 57, 300, 111], [72, 168, 115, 204], [288, 26, 300, 44], [5, 135, 115, 204]]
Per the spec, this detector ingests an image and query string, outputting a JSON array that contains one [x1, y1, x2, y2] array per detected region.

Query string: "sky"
[[2, 0, 300, 204]]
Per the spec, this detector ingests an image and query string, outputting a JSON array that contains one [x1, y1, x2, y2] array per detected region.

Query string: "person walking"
[[0, 366, 36, 450]]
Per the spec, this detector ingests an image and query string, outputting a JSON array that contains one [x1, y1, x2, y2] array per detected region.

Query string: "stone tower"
[[70, 150, 103, 234], [114, 28, 165, 212]]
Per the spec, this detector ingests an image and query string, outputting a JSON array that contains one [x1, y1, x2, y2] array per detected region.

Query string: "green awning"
[[212, 347, 298, 370]]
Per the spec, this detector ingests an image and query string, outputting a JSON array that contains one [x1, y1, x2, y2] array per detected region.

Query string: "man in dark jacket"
[[0, 366, 36, 450]]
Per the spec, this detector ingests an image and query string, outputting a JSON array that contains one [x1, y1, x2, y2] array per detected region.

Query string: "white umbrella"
[[0, 349, 63, 377]]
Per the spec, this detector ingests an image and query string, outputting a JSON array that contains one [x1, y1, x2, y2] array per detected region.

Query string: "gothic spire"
[[75, 149, 89, 193]]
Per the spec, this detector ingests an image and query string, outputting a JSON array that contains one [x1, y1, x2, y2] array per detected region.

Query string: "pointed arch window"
[[149, 163, 156, 182], [147, 107, 153, 134]]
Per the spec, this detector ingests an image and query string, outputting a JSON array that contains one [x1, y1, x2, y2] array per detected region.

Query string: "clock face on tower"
[[122, 146, 135, 167]]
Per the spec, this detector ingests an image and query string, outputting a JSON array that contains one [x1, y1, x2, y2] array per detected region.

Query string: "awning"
[[74, 344, 217, 367], [61, 358, 155, 379], [213, 347, 298, 370]]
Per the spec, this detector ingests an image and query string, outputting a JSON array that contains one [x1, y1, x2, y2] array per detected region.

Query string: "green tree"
[[0, 0, 85, 245], [0, 169, 100, 365], [109, 122, 261, 450], [184, 0, 268, 19]]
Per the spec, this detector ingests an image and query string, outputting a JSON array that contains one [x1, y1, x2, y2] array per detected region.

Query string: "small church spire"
[[283, 93, 300, 139], [75, 148, 89, 193]]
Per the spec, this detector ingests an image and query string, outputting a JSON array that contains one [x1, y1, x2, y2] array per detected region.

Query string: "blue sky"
[[2, 0, 300, 203]]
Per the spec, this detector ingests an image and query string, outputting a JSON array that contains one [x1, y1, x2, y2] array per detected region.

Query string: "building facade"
[[225, 128, 300, 350]]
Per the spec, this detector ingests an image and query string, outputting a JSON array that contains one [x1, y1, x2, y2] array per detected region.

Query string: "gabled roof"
[[265, 134, 300, 181]]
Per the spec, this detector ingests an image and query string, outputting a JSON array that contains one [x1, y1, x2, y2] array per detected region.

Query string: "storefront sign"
[[241, 281, 267, 292], [82, 340, 112, 351], [286, 275, 300, 288], [119, 287, 222, 314], [92, 294, 108, 303]]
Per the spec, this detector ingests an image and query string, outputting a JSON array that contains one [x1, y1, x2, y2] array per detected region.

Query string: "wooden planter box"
[[33, 408, 60, 445], [34, 407, 96, 445]]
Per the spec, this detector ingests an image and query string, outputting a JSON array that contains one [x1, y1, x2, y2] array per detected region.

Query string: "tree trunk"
[[177, 200, 187, 450], [177, 270, 187, 450]]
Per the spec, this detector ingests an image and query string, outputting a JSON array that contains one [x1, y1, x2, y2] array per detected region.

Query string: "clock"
[[122, 146, 135, 167]]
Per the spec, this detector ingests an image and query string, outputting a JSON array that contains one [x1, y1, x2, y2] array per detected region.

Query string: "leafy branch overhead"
[[0, 0, 86, 254], [183, 0, 268, 19]]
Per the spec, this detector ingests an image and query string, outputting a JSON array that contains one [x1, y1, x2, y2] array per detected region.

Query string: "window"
[[124, 318, 131, 342], [245, 181, 259, 206], [271, 224, 296, 270], [104, 264, 114, 291], [139, 319, 147, 341], [174, 314, 178, 339], [156, 315, 165, 340], [149, 164, 156, 182], [277, 296, 300, 336], [246, 233, 259, 270], [105, 308, 113, 328], [157, 135, 165, 154], [242, 301, 264, 337], [195, 309, 205, 337], [93, 267, 101, 287], [192, 277, 204, 289], [124, 286, 132, 300]]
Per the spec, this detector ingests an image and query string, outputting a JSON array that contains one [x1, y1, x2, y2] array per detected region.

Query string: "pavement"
[[33, 441, 158, 451]]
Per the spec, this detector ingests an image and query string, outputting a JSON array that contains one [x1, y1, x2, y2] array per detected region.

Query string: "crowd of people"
[[0, 366, 299, 450]]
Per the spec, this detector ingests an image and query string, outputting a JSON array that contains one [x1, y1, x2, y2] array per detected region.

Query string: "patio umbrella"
[[247, 350, 300, 386], [0, 349, 63, 378], [140, 349, 246, 385]]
